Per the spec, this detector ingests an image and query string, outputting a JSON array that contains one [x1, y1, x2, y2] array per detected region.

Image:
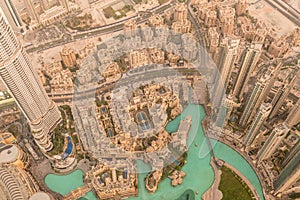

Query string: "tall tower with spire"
[[0, 7, 61, 152]]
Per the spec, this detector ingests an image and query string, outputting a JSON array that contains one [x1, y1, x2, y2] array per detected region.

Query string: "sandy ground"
[[28, 31, 121, 70], [287, 0, 300, 12], [248, 0, 298, 37]]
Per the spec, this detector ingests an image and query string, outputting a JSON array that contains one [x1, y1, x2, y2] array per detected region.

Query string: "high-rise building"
[[269, 71, 297, 119], [244, 103, 272, 149], [286, 98, 300, 128], [60, 47, 77, 69], [0, 9, 61, 152], [281, 140, 300, 168], [239, 71, 273, 127], [212, 37, 240, 110], [207, 27, 219, 55], [274, 140, 300, 194], [214, 95, 241, 128], [256, 123, 290, 163], [218, 6, 235, 35], [233, 42, 262, 100], [0, 0, 25, 32], [217, 37, 240, 90], [23, 0, 40, 23]]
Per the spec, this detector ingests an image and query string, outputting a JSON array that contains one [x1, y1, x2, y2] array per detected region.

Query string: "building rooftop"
[[0, 145, 19, 164], [29, 192, 52, 200]]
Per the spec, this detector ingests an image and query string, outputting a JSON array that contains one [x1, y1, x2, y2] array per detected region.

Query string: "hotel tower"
[[0, 8, 61, 152], [0, 0, 25, 32]]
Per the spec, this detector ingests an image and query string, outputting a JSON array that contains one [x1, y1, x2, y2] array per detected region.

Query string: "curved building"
[[0, 144, 29, 169], [0, 164, 39, 200], [29, 192, 54, 200], [0, 7, 61, 152]]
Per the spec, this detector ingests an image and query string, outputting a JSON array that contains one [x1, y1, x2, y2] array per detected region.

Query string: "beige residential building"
[[61, 47, 77, 69], [148, 14, 164, 27], [174, 3, 188, 22], [286, 98, 300, 128], [256, 123, 290, 163], [236, 0, 248, 16], [204, 10, 217, 27], [233, 42, 262, 100], [218, 6, 235, 35], [207, 27, 219, 54], [172, 20, 191, 34], [124, 19, 137, 37], [267, 40, 289, 58], [244, 103, 272, 150], [129, 50, 149, 68]]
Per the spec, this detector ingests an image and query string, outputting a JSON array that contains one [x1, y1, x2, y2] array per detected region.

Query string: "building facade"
[[274, 140, 300, 195], [233, 42, 262, 100], [0, 9, 61, 152], [0, 0, 25, 32], [269, 71, 297, 119], [286, 98, 300, 128], [244, 103, 272, 150], [256, 123, 290, 163]]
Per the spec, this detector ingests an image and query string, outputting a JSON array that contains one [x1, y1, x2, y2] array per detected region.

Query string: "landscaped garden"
[[48, 105, 77, 156], [218, 166, 255, 200], [103, 5, 132, 20]]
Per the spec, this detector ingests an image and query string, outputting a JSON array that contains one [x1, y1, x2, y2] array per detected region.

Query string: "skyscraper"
[[274, 140, 300, 194], [239, 71, 273, 127], [281, 140, 300, 168], [256, 123, 290, 163], [0, 8, 61, 152], [286, 98, 300, 128], [212, 37, 240, 111], [217, 37, 240, 90], [233, 42, 262, 100], [269, 70, 297, 119], [0, 0, 24, 32], [244, 103, 272, 150]]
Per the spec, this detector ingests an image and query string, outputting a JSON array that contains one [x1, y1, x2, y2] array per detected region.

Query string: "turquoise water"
[[44, 170, 98, 200], [44, 104, 264, 200], [211, 139, 264, 199], [45, 170, 84, 195]]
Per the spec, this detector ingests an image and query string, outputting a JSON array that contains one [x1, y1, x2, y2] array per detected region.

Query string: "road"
[[26, 3, 173, 53], [50, 67, 198, 102], [264, 0, 300, 26]]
